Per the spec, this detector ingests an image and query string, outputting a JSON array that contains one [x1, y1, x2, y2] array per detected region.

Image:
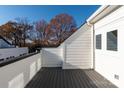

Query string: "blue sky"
[[0, 5, 100, 27]]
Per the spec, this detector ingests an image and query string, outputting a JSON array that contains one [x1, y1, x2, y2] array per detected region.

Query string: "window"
[[96, 34, 102, 49], [107, 30, 117, 51]]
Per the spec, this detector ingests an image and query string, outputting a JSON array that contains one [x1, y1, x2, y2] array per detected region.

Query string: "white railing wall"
[[42, 46, 64, 67], [0, 53, 41, 88]]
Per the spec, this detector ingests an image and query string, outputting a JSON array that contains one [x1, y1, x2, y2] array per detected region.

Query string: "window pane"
[[107, 30, 117, 51], [96, 34, 102, 49]]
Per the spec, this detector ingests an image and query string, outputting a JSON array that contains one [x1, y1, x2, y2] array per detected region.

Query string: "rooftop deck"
[[25, 67, 117, 88]]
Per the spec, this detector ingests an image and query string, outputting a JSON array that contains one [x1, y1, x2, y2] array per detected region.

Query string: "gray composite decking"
[[25, 67, 117, 88]]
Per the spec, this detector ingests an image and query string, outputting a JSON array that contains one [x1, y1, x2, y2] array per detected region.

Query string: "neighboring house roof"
[[0, 35, 13, 45], [0, 35, 15, 48]]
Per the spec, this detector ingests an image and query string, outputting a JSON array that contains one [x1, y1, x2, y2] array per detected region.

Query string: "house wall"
[[0, 48, 28, 60], [0, 53, 41, 88], [62, 24, 93, 69], [94, 6, 124, 87], [42, 46, 64, 67]]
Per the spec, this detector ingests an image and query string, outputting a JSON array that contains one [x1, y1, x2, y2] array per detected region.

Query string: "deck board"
[[25, 67, 117, 88]]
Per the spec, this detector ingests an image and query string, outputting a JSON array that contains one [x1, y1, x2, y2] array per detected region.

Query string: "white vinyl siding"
[[63, 23, 93, 69], [94, 6, 124, 87]]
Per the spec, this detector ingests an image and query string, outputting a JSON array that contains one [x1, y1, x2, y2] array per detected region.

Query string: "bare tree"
[[49, 13, 77, 44], [15, 17, 33, 46], [35, 19, 47, 40]]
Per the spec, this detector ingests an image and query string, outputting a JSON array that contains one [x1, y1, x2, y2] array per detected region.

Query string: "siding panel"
[[63, 23, 93, 69]]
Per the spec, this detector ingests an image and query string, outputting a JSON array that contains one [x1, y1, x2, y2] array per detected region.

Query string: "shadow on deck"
[[25, 67, 117, 88]]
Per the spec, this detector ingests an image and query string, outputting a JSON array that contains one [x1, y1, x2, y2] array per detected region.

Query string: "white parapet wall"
[[42, 46, 64, 67], [0, 48, 28, 60], [0, 53, 41, 88]]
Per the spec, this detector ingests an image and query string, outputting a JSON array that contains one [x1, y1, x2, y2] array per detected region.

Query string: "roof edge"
[[0, 35, 13, 46], [87, 5, 122, 24]]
